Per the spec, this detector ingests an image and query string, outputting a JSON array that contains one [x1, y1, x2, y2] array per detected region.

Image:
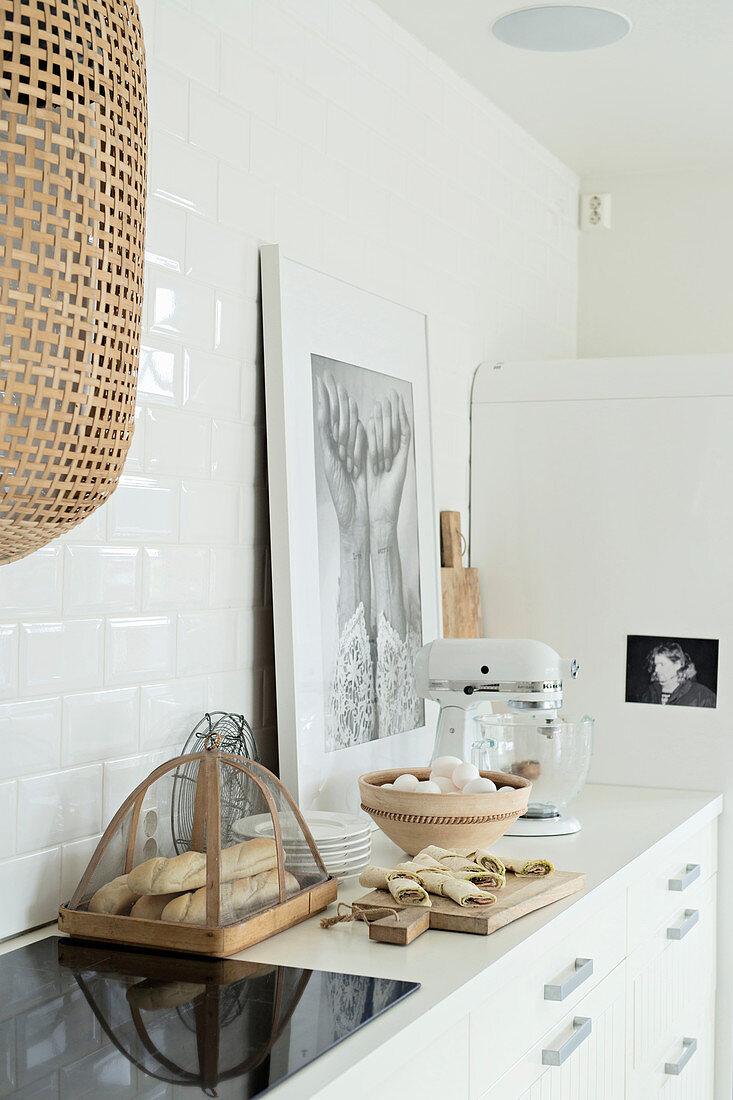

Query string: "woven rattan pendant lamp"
[[0, 0, 147, 564]]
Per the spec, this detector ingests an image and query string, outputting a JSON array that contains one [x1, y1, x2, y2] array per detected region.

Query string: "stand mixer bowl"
[[473, 714, 594, 823]]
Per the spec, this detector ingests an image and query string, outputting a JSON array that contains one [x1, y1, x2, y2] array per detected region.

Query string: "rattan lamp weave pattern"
[[0, 0, 148, 564]]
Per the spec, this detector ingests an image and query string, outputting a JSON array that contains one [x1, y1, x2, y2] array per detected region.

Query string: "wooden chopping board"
[[352, 869, 585, 945], [440, 511, 483, 637]]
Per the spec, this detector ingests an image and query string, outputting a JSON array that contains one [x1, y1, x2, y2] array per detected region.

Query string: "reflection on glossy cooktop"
[[0, 937, 419, 1098]]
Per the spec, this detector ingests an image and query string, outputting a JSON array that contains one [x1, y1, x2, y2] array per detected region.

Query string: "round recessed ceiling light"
[[492, 5, 631, 52]]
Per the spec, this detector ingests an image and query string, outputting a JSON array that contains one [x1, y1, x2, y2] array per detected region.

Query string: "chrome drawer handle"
[[544, 958, 594, 1002], [667, 909, 699, 940], [669, 863, 701, 892], [542, 1016, 592, 1066], [665, 1037, 697, 1075]]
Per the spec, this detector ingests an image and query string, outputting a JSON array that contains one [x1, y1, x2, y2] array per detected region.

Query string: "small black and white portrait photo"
[[625, 635, 718, 708]]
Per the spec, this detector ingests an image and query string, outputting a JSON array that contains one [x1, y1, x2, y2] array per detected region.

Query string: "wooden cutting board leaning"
[[440, 511, 483, 638], [352, 869, 585, 945]]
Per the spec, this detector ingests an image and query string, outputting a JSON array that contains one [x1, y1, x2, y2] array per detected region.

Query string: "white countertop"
[[2, 783, 722, 1100]]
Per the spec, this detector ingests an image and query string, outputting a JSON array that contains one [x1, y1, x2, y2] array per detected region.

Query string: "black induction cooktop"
[[0, 937, 419, 1098]]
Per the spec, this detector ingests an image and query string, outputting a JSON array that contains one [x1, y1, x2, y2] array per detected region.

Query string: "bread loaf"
[[127, 838, 278, 895], [161, 868, 299, 925], [89, 874, 140, 915], [130, 892, 184, 920]]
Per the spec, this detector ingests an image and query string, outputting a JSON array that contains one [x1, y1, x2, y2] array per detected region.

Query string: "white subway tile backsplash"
[[0, 780, 17, 859], [185, 217, 258, 297], [221, 40, 279, 124], [149, 130, 218, 219], [62, 688, 139, 767], [142, 547, 209, 611], [147, 59, 189, 142], [17, 766, 102, 853], [105, 616, 176, 686], [0, 625, 18, 700], [190, 85, 251, 172], [278, 79, 327, 150], [251, 118, 301, 189], [211, 419, 260, 483], [19, 621, 103, 697], [215, 290, 259, 360], [210, 547, 259, 609], [108, 475, 180, 543], [138, 337, 181, 404], [0, 698, 61, 780], [155, 0, 219, 89], [103, 754, 165, 826], [252, 2, 304, 76], [178, 610, 238, 676], [0, 547, 62, 618], [140, 677, 208, 751], [0, 849, 60, 940], [180, 479, 241, 545], [148, 266, 216, 345], [218, 162, 277, 239], [207, 669, 260, 723], [145, 195, 187, 272], [145, 407, 211, 479], [63, 547, 140, 615], [60, 834, 101, 903], [183, 348, 242, 416]]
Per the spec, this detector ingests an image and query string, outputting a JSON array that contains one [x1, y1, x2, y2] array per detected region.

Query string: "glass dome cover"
[[474, 714, 594, 818], [59, 749, 337, 957]]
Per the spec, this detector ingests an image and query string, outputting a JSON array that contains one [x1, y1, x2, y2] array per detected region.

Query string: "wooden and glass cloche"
[[58, 745, 337, 957]]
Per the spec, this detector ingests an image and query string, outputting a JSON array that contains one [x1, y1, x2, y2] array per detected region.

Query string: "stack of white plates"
[[232, 810, 371, 880]]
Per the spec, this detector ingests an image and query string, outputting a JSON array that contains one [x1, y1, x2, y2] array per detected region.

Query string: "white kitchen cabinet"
[[478, 964, 626, 1100]]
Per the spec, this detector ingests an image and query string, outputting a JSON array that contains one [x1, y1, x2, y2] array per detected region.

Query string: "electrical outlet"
[[580, 192, 611, 230]]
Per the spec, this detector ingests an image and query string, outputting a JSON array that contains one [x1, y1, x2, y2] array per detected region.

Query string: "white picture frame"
[[261, 246, 440, 814]]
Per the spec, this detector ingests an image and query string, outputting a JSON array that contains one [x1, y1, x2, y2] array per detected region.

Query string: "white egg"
[[462, 777, 498, 794], [414, 780, 442, 794], [381, 782, 394, 789], [429, 775, 456, 794], [452, 762, 479, 789], [498, 785, 515, 792], [430, 755, 463, 778], [393, 772, 420, 792]]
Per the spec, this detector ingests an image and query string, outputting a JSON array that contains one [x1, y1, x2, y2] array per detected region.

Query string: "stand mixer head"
[[414, 638, 579, 762]]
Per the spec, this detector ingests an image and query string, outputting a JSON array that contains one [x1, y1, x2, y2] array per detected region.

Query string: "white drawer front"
[[478, 963, 626, 1100], [629, 990, 715, 1100], [627, 875, 716, 1095], [628, 822, 717, 950], [470, 893, 626, 1096]]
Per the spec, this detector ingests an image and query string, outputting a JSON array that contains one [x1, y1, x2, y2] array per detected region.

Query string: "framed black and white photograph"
[[261, 247, 440, 813], [625, 634, 718, 708]]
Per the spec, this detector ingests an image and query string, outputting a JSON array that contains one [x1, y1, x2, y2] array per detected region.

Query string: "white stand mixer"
[[414, 638, 592, 836]]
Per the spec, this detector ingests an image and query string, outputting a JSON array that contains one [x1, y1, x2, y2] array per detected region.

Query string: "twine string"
[[320, 902, 400, 929]]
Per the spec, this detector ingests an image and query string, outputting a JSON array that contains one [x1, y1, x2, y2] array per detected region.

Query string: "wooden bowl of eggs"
[[358, 757, 532, 856]]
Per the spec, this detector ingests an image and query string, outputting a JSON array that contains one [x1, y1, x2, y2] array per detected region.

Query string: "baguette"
[[161, 868, 300, 925], [130, 892, 185, 920], [128, 838, 277, 895], [89, 874, 140, 915]]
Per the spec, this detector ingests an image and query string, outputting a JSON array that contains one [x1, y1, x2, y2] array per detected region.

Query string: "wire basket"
[[172, 713, 260, 855]]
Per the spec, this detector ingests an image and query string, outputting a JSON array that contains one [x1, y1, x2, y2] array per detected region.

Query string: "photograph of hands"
[[312, 354, 424, 753]]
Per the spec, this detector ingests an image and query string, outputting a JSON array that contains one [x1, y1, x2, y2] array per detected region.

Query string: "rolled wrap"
[[438, 855, 484, 873], [441, 878, 497, 907], [452, 869, 505, 890], [505, 859, 554, 877], [416, 869, 452, 896], [358, 865, 420, 890], [469, 850, 506, 876], [387, 876, 431, 906]]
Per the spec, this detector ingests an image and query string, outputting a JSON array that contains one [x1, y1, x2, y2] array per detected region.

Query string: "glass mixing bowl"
[[472, 713, 594, 819]]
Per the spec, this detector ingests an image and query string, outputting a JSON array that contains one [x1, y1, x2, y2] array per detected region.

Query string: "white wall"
[[0, 0, 578, 940], [578, 168, 733, 358]]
